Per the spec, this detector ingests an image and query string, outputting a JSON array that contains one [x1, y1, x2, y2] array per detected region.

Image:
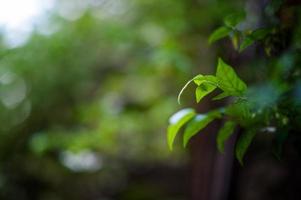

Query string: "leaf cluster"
[[168, 1, 301, 165], [209, 12, 271, 52], [169, 58, 253, 164]]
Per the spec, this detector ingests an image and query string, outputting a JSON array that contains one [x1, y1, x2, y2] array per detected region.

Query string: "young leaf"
[[231, 31, 241, 50], [195, 83, 217, 103], [224, 12, 246, 27], [209, 26, 231, 44], [239, 28, 270, 52], [212, 92, 230, 100], [235, 130, 257, 165], [217, 121, 236, 153], [183, 111, 221, 147], [167, 108, 196, 150], [239, 36, 254, 52], [193, 75, 217, 86], [252, 28, 270, 40], [178, 75, 218, 104], [192, 75, 205, 86], [216, 58, 247, 95]]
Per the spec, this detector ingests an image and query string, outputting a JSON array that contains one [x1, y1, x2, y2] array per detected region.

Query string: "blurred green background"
[[0, 0, 228, 199]]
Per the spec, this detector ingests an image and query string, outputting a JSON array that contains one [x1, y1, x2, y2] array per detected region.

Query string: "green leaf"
[[217, 121, 236, 153], [239, 28, 270, 52], [193, 75, 217, 86], [178, 75, 218, 104], [225, 100, 251, 125], [167, 108, 196, 150], [195, 83, 217, 103], [239, 36, 254, 52], [192, 75, 204, 86], [209, 26, 231, 44], [235, 130, 257, 165], [183, 111, 221, 147], [252, 28, 270, 40], [224, 12, 246, 27], [216, 58, 247, 95], [231, 31, 241, 50], [212, 92, 230, 100]]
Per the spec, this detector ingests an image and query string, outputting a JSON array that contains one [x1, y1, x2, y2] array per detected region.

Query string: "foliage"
[[168, 3, 301, 164], [168, 58, 250, 163]]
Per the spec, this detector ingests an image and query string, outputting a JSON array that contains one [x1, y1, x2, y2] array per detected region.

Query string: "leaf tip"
[[167, 129, 174, 151], [218, 57, 224, 65], [238, 158, 244, 166], [208, 37, 214, 45], [183, 137, 189, 148], [217, 145, 225, 154], [168, 144, 173, 151]]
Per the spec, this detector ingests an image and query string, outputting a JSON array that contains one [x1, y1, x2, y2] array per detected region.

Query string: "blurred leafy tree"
[[0, 0, 232, 199]]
